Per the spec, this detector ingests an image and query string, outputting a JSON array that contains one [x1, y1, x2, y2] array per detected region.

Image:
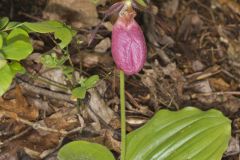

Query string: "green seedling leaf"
[[126, 107, 231, 160], [41, 54, 59, 68], [9, 61, 25, 75], [83, 75, 99, 89], [1, 28, 33, 60], [62, 66, 74, 80], [41, 53, 67, 68], [0, 64, 14, 96], [0, 17, 9, 30], [72, 87, 87, 99], [58, 141, 115, 160]]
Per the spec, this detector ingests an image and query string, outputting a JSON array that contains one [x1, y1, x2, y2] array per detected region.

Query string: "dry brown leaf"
[[162, 63, 183, 81], [127, 115, 147, 127], [27, 131, 61, 150], [209, 78, 230, 91], [0, 86, 39, 121], [223, 96, 240, 114], [188, 80, 212, 93], [226, 137, 240, 156], [88, 88, 116, 124], [103, 130, 120, 153]]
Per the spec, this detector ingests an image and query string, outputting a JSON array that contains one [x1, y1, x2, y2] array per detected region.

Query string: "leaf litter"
[[0, 0, 240, 159]]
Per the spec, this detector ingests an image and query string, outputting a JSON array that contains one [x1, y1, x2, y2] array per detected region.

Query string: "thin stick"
[[18, 80, 73, 103], [2, 127, 32, 145], [120, 70, 126, 160]]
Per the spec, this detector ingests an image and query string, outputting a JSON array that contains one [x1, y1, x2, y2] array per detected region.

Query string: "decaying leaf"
[[0, 86, 39, 120]]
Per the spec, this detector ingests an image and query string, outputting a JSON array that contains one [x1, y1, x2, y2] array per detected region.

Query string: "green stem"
[[120, 70, 126, 160]]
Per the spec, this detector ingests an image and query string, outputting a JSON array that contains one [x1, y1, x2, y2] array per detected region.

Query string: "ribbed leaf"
[[58, 141, 115, 160], [126, 107, 231, 160]]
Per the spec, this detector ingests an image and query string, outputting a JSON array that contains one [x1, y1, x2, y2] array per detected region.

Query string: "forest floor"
[[0, 0, 240, 159]]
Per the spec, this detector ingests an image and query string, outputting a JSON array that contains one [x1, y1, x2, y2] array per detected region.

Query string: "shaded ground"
[[0, 0, 240, 159]]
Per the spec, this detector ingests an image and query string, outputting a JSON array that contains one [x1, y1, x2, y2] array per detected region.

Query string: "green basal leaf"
[[9, 61, 25, 75], [0, 64, 14, 96], [83, 75, 99, 89], [54, 27, 73, 49], [58, 141, 115, 160], [2, 41, 33, 61], [24, 21, 75, 49], [0, 17, 9, 30], [6, 26, 29, 42], [23, 21, 63, 33], [71, 87, 87, 99], [1, 28, 33, 60], [126, 107, 231, 160], [0, 31, 8, 46], [4, 22, 22, 31], [0, 59, 7, 70]]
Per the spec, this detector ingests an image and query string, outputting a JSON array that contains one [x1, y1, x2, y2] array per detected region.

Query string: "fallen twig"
[[1, 127, 32, 146], [17, 79, 74, 103], [0, 110, 68, 135], [191, 91, 240, 98]]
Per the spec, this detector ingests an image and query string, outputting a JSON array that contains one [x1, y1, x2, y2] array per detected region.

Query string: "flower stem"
[[120, 70, 126, 160]]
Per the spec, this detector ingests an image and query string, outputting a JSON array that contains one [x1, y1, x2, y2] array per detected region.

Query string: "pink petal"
[[111, 16, 147, 75]]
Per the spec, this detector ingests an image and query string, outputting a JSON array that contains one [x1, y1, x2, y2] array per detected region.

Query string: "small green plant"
[[41, 53, 68, 69], [71, 75, 99, 99], [58, 107, 231, 160], [0, 17, 76, 96], [126, 107, 231, 160], [40, 52, 74, 80]]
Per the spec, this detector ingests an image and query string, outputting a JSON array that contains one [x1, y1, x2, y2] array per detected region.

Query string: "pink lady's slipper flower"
[[111, 1, 147, 75]]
